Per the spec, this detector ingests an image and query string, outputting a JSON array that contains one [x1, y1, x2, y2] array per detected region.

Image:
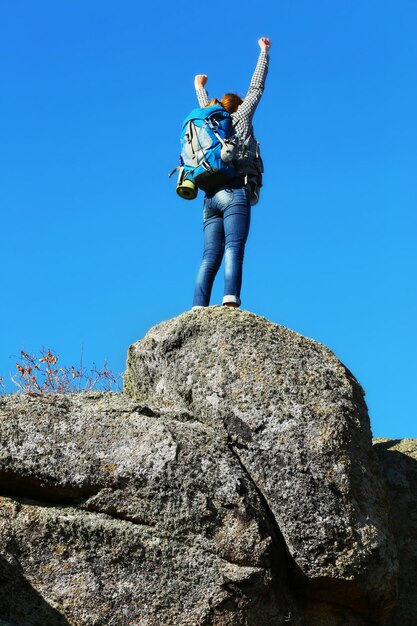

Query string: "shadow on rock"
[[374, 438, 417, 626], [0, 556, 69, 626]]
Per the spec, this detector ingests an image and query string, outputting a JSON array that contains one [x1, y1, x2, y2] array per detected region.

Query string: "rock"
[[373, 439, 417, 626], [0, 392, 302, 626], [125, 307, 398, 623], [0, 308, 400, 625]]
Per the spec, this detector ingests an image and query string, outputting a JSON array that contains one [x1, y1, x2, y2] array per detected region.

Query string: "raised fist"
[[194, 74, 208, 89], [258, 37, 271, 51]]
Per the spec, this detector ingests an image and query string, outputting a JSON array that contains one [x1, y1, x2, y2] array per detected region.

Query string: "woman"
[[192, 37, 271, 309]]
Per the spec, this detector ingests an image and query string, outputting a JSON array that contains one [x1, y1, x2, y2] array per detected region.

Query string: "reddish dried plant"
[[11, 348, 120, 395]]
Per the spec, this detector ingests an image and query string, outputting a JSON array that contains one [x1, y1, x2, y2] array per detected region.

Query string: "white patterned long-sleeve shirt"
[[195, 50, 269, 169]]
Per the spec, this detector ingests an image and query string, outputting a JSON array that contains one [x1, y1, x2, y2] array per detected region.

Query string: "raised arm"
[[233, 37, 271, 123], [194, 74, 210, 107]]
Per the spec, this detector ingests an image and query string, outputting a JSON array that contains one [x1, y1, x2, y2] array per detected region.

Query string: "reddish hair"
[[205, 98, 222, 108], [205, 93, 243, 114], [220, 93, 243, 113]]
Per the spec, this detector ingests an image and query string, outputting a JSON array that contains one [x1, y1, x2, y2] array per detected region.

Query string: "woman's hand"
[[194, 74, 208, 89], [258, 37, 271, 52]]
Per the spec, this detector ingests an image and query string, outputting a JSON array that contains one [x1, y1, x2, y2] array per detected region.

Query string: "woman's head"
[[220, 93, 243, 113], [205, 93, 243, 113]]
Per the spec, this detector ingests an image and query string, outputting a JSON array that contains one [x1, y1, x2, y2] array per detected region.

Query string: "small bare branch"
[[9, 347, 121, 395]]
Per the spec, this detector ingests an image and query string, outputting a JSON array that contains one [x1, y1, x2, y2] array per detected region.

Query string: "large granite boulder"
[[125, 307, 398, 623]]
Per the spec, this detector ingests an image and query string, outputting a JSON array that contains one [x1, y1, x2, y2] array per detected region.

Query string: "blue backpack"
[[170, 105, 239, 199]]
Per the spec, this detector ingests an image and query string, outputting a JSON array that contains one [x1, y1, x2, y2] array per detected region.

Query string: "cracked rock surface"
[[0, 392, 301, 626], [0, 308, 401, 625]]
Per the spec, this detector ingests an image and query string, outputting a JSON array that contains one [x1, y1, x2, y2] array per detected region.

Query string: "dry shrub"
[[10, 348, 121, 395]]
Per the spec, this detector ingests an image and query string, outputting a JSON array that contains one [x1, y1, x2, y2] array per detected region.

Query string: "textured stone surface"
[[373, 438, 417, 626], [125, 307, 398, 622], [0, 308, 403, 625], [0, 392, 302, 626]]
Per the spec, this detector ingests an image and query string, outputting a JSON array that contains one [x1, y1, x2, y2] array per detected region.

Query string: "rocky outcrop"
[[0, 308, 401, 625]]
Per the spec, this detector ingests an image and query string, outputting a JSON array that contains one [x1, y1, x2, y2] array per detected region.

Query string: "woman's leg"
[[222, 187, 251, 307], [192, 198, 225, 307]]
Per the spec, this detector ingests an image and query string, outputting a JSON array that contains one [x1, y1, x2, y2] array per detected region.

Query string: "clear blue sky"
[[1, 1, 416, 438]]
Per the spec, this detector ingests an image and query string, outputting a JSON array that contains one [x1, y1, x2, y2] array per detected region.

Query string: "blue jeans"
[[193, 180, 251, 307]]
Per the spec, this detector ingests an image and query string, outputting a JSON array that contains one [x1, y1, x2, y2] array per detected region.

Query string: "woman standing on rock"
[[192, 37, 271, 310]]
